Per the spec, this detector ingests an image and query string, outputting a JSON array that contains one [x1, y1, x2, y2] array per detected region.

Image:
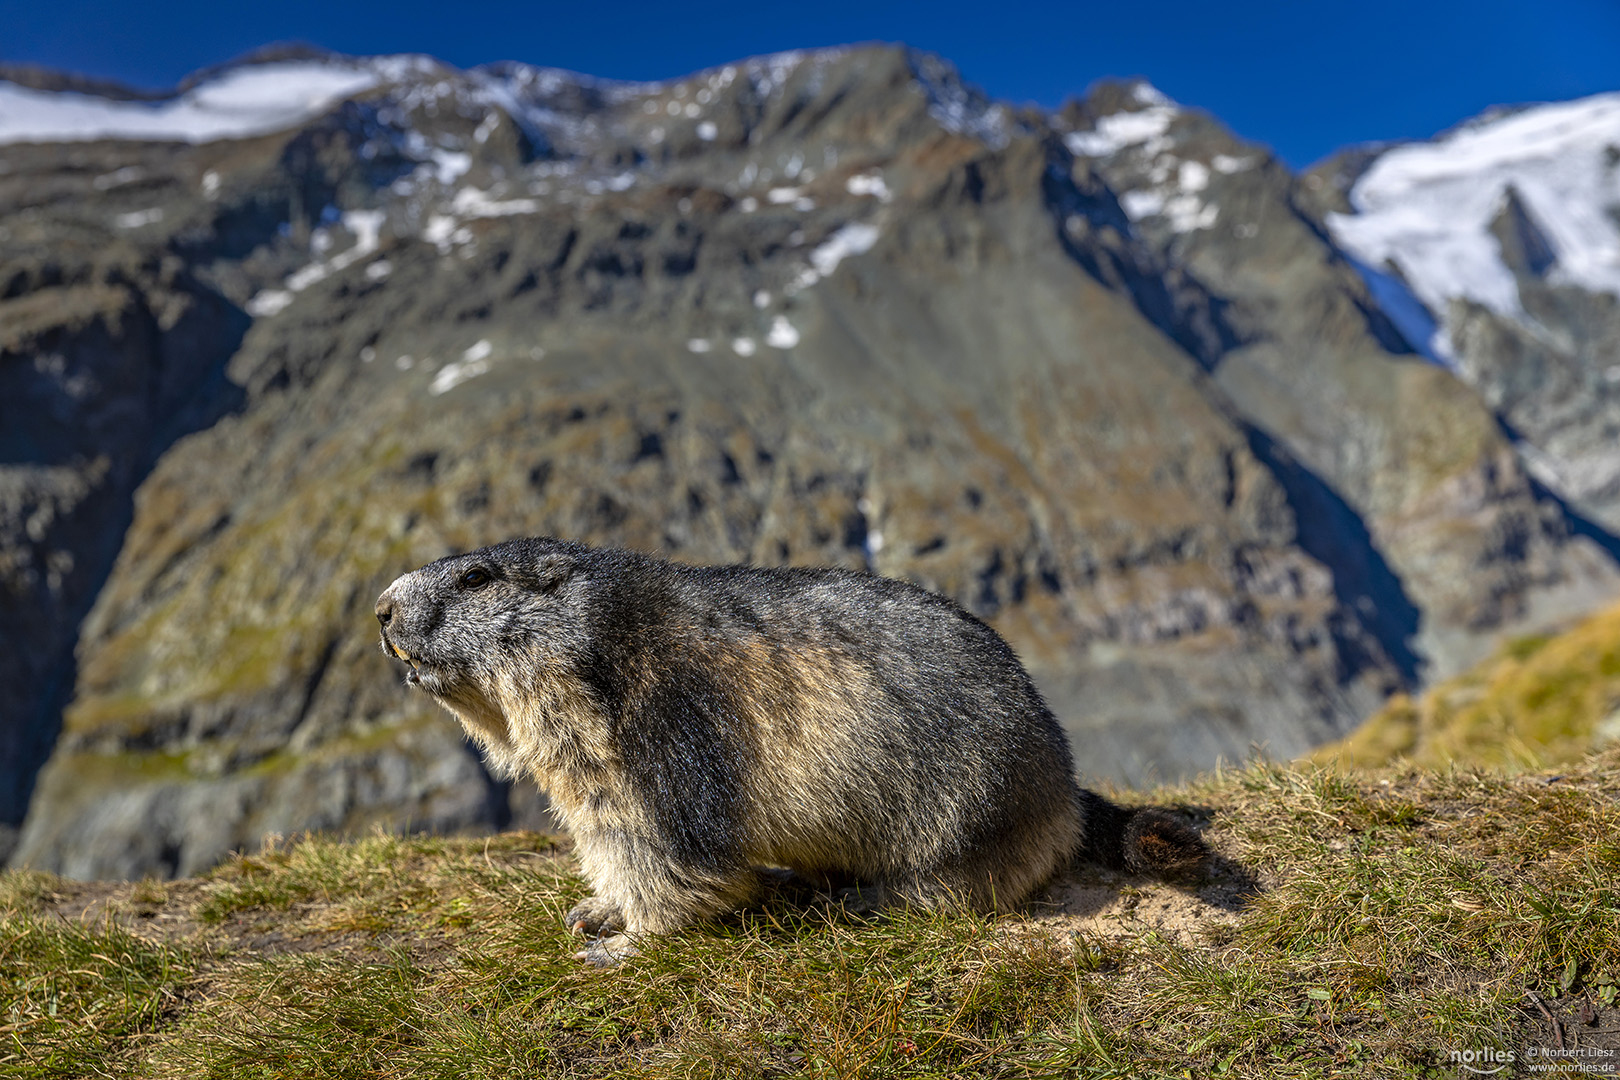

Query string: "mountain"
[[3, 46, 1616, 878]]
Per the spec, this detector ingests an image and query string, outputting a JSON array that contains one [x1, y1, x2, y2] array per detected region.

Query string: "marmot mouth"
[[401, 655, 431, 686], [381, 635, 430, 685]]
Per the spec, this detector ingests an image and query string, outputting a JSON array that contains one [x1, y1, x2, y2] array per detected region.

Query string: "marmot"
[[376, 537, 1207, 964]]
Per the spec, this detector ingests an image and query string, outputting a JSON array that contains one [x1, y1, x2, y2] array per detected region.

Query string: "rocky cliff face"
[[4, 46, 1617, 877], [0, 144, 250, 860]]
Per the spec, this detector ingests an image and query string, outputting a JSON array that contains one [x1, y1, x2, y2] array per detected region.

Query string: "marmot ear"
[[533, 554, 574, 594]]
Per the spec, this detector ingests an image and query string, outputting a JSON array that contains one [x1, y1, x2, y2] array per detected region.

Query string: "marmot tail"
[[1077, 790, 1210, 878]]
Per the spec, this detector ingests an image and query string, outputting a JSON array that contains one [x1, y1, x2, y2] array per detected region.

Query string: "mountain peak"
[[1327, 90, 1620, 334]]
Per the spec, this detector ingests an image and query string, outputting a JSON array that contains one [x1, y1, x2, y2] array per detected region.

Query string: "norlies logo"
[[1449, 1047, 1515, 1074]]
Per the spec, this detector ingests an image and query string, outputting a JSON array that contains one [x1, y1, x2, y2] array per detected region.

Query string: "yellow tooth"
[[392, 643, 413, 662]]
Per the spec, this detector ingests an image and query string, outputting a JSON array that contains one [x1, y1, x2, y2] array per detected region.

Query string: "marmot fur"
[[376, 538, 1207, 963]]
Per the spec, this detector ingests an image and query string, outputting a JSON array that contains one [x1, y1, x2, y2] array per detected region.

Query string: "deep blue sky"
[[2, 0, 1616, 167]]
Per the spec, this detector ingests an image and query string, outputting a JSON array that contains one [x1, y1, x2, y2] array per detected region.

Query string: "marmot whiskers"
[[376, 538, 1207, 964]]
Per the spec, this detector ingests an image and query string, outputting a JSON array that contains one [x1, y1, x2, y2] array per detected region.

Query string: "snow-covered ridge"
[[0, 53, 638, 147], [907, 50, 1017, 149], [1061, 84, 1224, 236], [1328, 92, 1620, 352], [0, 61, 384, 144], [0, 45, 1030, 156]]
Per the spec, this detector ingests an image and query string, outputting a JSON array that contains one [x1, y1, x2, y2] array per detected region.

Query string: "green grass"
[[6, 751, 1620, 1078], [0, 914, 193, 1078], [1323, 599, 1620, 769]]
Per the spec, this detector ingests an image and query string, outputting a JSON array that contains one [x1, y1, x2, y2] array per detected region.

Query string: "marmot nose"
[[375, 595, 396, 627]]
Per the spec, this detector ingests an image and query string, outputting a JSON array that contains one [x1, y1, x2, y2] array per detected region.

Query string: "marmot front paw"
[[564, 895, 625, 937], [575, 932, 641, 967]]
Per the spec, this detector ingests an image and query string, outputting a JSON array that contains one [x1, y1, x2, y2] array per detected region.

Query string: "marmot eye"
[[460, 568, 492, 589]]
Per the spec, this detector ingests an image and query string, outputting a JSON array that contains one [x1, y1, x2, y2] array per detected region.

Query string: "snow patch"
[[1065, 106, 1177, 158], [1165, 195, 1218, 233], [686, 338, 712, 353], [1132, 83, 1175, 108], [246, 207, 388, 312], [1212, 154, 1255, 174], [845, 173, 891, 201], [423, 214, 473, 254], [113, 207, 163, 229], [731, 337, 757, 356], [285, 260, 331, 292], [430, 340, 494, 395], [449, 186, 540, 218], [1120, 190, 1164, 220], [1516, 439, 1569, 491], [809, 223, 881, 277], [766, 316, 800, 349], [1345, 258, 1450, 363], [1122, 186, 1217, 234], [696, 120, 718, 141], [93, 166, 143, 190], [340, 210, 385, 258], [245, 290, 293, 317], [430, 150, 472, 185]]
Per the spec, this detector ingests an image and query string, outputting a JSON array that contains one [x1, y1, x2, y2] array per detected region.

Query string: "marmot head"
[[375, 537, 594, 712]]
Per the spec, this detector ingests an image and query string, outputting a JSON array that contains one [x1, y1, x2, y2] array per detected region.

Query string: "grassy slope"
[[5, 750, 1620, 1079], [1323, 600, 1620, 770]]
